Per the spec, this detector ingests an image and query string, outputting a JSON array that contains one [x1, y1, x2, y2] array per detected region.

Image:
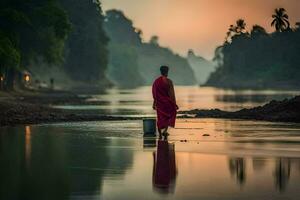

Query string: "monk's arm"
[[152, 99, 156, 110], [168, 80, 178, 109], [152, 84, 156, 110]]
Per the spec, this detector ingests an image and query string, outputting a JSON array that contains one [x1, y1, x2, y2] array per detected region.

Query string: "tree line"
[[0, 0, 108, 90], [0, 1, 196, 91], [206, 8, 300, 89], [104, 9, 196, 88]]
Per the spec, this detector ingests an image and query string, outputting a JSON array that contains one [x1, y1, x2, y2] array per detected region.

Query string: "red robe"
[[152, 76, 177, 129]]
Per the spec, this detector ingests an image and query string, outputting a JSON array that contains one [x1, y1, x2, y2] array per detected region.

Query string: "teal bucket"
[[143, 118, 156, 135]]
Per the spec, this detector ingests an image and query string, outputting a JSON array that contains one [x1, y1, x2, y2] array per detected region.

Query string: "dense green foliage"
[[61, 0, 109, 83], [104, 10, 196, 88], [0, 32, 20, 69], [104, 10, 144, 88], [1, 3, 197, 90], [0, 0, 110, 90], [206, 8, 300, 89], [0, 0, 71, 89]]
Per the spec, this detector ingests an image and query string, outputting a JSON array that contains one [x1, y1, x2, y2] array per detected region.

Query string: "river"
[[54, 86, 300, 116], [1, 86, 300, 200]]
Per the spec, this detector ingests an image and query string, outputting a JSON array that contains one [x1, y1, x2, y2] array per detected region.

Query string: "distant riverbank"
[[180, 96, 300, 123]]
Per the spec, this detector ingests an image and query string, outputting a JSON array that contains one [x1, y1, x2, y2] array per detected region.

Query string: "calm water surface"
[[1, 86, 300, 200], [54, 86, 300, 117]]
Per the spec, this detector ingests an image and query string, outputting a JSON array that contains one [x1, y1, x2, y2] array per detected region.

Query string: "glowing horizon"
[[102, 0, 300, 59]]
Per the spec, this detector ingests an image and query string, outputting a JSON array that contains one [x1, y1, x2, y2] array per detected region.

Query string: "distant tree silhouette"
[[225, 25, 235, 42], [235, 19, 247, 34], [105, 9, 142, 45], [61, 0, 109, 83], [251, 25, 267, 38], [104, 9, 196, 87], [104, 9, 144, 88], [149, 36, 159, 45], [295, 22, 300, 31], [206, 9, 300, 89], [225, 19, 247, 42], [271, 8, 290, 32]]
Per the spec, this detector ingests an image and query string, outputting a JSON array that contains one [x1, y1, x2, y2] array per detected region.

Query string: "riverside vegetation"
[[205, 8, 300, 89]]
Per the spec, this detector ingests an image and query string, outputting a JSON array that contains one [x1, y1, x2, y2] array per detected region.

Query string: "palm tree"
[[224, 19, 247, 42], [295, 22, 300, 30], [235, 19, 246, 34], [225, 24, 235, 42], [271, 8, 290, 32]]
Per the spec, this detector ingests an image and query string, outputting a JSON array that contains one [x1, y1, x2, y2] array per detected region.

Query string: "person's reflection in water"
[[143, 134, 157, 148], [228, 157, 246, 186], [274, 158, 291, 192], [152, 140, 177, 194]]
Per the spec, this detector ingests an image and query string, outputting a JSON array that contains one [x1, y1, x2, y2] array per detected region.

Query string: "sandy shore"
[[0, 90, 141, 127]]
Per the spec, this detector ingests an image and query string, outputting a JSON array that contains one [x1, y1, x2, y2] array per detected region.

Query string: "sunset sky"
[[101, 0, 300, 59]]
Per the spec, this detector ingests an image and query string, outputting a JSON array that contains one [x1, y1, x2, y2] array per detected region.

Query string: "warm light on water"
[[54, 86, 300, 117], [1, 118, 300, 199], [25, 126, 32, 169], [2, 87, 300, 199]]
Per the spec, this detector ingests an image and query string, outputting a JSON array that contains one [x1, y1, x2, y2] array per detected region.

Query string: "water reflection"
[[274, 158, 291, 192], [1, 119, 300, 199], [152, 140, 177, 194], [0, 127, 70, 200], [25, 126, 32, 169], [252, 157, 267, 171], [228, 156, 296, 192], [57, 86, 300, 115], [0, 125, 135, 200], [215, 94, 295, 104], [143, 134, 157, 148], [228, 157, 246, 186]]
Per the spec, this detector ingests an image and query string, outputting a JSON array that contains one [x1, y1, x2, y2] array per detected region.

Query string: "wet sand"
[[0, 91, 141, 126]]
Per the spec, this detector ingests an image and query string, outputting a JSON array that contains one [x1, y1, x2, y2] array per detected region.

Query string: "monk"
[[152, 66, 178, 139]]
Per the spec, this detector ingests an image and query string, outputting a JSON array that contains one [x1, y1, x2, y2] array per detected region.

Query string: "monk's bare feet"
[[162, 130, 169, 140], [158, 134, 162, 140], [163, 131, 169, 136], [163, 134, 168, 141], [162, 128, 169, 136]]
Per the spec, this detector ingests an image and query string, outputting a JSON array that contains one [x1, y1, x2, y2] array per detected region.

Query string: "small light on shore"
[[0, 76, 4, 81], [25, 75, 30, 82]]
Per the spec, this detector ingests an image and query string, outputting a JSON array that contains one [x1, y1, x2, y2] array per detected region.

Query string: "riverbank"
[[1, 90, 300, 127], [0, 90, 139, 127], [180, 95, 300, 123]]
